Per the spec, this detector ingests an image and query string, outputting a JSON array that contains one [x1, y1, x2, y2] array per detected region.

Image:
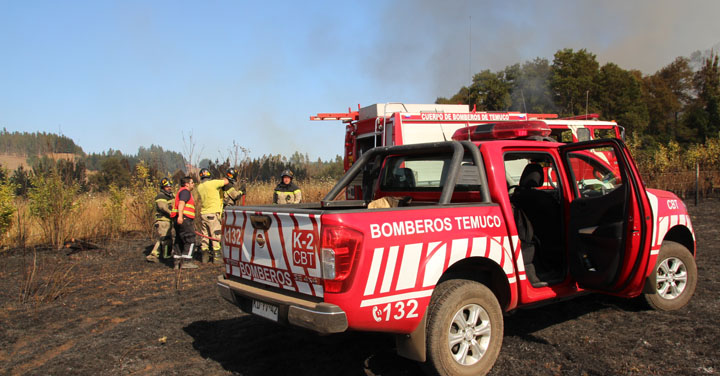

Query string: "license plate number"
[[251, 300, 278, 321]]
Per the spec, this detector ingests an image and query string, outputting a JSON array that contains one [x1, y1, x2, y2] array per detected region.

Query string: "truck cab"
[[217, 121, 696, 376]]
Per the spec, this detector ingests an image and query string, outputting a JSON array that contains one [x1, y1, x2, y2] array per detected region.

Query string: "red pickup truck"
[[217, 122, 697, 376]]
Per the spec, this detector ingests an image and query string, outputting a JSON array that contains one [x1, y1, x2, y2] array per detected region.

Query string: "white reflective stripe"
[[422, 242, 446, 287], [364, 248, 384, 296], [670, 215, 678, 228], [470, 237, 487, 257], [657, 217, 669, 247], [296, 281, 311, 295], [646, 191, 658, 246], [313, 284, 324, 296], [489, 237, 503, 267], [396, 243, 422, 291], [507, 276, 517, 284], [650, 249, 660, 255], [359, 289, 433, 307], [501, 237, 514, 275], [380, 246, 399, 293], [449, 238, 468, 266]]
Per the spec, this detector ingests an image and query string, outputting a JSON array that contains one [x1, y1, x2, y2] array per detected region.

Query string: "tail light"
[[321, 225, 363, 293]]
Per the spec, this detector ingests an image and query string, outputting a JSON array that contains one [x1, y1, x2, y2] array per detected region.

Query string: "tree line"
[[437, 48, 720, 147]]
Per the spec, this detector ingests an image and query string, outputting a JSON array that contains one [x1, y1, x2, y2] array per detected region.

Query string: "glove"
[[239, 185, 246, 195]]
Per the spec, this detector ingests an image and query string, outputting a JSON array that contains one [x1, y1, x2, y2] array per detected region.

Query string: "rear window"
[[379, 154, 482, 192]]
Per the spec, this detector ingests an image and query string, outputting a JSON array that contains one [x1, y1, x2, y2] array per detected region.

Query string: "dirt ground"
[[1, 199, 718, 376]]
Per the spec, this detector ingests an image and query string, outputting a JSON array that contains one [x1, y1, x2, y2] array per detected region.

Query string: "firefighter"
[[146, 178, 175, 263], [222, 168, 245, 207], [197, 167, 238, 263], [170, 176, 198, 269], [273, 169, 302, 204]]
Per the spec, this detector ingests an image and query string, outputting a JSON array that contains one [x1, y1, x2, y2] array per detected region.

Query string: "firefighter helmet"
[[199, 168, 211, 180], [159, 178, 172, 189], [280, 169, 294, 179], [226, 168, 238, 183]]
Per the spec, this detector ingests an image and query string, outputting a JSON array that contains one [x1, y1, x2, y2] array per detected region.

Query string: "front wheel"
[[425, 279, 503, 376], [643, 241, 697, 311]]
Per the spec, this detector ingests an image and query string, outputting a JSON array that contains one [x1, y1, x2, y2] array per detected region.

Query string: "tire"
[[424, 279, 503, 376], [643, 241, 697, 311]]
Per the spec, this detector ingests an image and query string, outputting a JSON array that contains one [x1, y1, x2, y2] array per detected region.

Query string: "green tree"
[[692, 52, 720, 141], [642, 57, 694, 142], [551, 48, 600, 116], [468, 69, 512, 111], [594, 63, 649, 135]]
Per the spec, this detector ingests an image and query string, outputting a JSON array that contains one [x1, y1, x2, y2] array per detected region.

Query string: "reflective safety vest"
[[155, 190, 174, 222], [273, 182, 302, 204], [170, 186, 196, 219]]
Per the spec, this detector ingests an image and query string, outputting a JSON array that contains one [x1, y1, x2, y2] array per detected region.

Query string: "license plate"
[[251, 300, 278, 321]]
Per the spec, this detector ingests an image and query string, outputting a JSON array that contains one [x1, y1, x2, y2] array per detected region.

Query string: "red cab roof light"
[[451, 121, 551, 141]]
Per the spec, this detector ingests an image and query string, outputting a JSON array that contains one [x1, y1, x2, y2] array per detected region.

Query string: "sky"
[[2, 0, 720, 162]]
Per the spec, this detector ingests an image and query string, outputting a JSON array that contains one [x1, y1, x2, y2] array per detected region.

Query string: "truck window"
[[379, 154, 482, 192], [566, 147, 623, 199], [550, 129, 574, 143], [593, 128, 617, 139]]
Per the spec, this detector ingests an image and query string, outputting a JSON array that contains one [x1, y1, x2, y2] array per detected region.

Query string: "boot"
[[212, 250, 223, 264], [146, 253, 159, 263], [181, 261, 198, 269], [201, 250, 211, 263]]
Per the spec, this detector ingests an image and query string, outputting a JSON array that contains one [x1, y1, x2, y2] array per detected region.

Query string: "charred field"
[[0, 199, 718, 376]]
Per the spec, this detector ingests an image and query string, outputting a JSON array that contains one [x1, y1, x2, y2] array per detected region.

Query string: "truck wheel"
[[643, 241, 697, 311], [425, 279, 503, 376]]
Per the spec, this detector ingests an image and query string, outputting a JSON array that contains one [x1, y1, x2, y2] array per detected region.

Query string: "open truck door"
[[561, 139, 653, 295]]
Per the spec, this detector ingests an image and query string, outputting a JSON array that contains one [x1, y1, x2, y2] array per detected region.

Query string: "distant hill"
[[0, 129, 83, 156], [0, 129, 186, 175]]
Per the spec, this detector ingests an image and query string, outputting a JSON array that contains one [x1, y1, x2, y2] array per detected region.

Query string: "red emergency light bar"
[[451, 121, 551, 141]]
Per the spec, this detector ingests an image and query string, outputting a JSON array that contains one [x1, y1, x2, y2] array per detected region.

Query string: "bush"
[[0, 173, 16, 246], [28, 172, 80, 249], [103, 184, 125, 238]]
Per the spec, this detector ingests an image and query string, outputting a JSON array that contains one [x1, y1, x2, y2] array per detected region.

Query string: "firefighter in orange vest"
[[170, 176, 198, 269]]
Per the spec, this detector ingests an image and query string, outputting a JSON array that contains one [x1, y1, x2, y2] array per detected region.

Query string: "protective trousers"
[[150, 220, 173, 258], [200, 213, 223, 261], [173, 219, 196, 262]]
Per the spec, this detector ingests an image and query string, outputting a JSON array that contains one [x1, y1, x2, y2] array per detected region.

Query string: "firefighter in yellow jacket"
[[273, 170, 302, 204], [197, 168, 238, 263], [146, 178, 174, 263]]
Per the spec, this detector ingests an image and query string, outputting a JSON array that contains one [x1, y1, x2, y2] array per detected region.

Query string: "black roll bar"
[[322, 141, 489, 205]]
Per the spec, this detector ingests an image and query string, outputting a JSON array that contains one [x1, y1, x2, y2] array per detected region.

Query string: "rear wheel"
[[643, 241, 697, 311], [425, 280, 503, 376]]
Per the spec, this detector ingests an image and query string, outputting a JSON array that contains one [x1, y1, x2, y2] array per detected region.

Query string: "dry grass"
[[243, 179, 337, 205], [4, 172, 716, 251], [4, 180, 339, 249]]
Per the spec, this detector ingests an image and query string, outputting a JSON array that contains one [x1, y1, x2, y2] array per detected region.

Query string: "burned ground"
[[0, 199, 718, 376]]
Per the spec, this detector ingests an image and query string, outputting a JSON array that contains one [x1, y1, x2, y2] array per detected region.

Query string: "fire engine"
[[311, 103, 624, 200], [217, 121, 696, 376]]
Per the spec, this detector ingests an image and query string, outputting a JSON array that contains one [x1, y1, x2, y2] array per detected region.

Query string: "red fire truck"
[[312, 103, 624, 199], [217, 121, 696, 375]]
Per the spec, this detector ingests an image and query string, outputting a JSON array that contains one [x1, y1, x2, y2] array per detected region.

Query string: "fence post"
[[695, 161, 699, 206]]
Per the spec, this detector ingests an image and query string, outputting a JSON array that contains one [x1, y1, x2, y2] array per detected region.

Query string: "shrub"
[[28, 172, 80, 249], [0, 173, 16, 246]]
